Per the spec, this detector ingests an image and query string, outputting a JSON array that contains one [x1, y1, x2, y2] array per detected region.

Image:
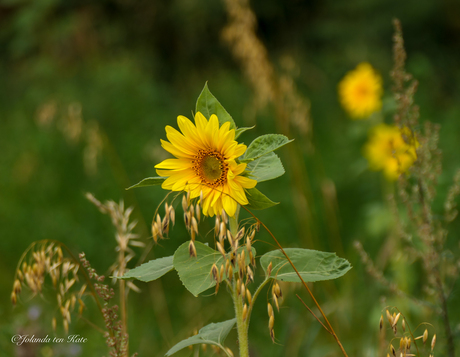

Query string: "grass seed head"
[[246, 289, 252, 305], [380, 315, 384, 331], [243, 303, 248, 321], [189, 240, 197, 258], [431, 334, 436, 351], [267, 261, 273, 277], [423, 329, 428, 344]]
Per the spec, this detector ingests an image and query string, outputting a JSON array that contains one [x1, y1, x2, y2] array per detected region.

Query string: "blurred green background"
[[1, 0, 460, 356]]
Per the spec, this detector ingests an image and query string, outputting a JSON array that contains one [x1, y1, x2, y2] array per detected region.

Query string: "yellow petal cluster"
[[155, 112, 257, 217], [364, 123, 418, 180], [339, 62, 383, 119]]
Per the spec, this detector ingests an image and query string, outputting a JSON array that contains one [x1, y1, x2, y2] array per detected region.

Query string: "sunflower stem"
[[229, 208, 250, 357]]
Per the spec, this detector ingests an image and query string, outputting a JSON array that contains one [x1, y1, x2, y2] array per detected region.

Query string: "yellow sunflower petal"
[[155, 158, 191, 170]]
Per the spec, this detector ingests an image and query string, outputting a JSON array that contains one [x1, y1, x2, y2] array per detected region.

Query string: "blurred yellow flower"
[[364, 124, 418, 180], [338, 62, 383, 119], [155, 112, 257, 217]]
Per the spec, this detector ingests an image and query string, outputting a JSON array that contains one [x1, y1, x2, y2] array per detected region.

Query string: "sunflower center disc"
[[202, 156, 222, 181], [192, 149, 229, 188]]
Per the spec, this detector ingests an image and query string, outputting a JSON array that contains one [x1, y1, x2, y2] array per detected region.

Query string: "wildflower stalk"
[[241, 207, 349, 357], [229, 208, 250, 357]]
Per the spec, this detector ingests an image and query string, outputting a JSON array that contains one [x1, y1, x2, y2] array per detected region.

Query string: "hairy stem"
[[229, 211, 250, 357]]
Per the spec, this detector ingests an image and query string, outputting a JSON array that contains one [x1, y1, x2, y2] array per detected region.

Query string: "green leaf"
[[173, 241, 255, 297], [196, 83, 236, 129], [245, 188, 278, 210], [126, 177, 166, 190], [246, 152, 285, 182], [165, 318, 236, 356], [117, 256, 174, 282], [260, 248, 352, 283], [243, 134, 293, 160], [235, 126, 255, 139]]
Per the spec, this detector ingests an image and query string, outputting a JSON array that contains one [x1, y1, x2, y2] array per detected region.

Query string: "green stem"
[[232, 278, 249, 357], [229, 209, 249, 357]]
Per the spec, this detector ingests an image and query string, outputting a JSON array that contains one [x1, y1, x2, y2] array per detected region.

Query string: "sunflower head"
[[155, 112, 257, 217], [364, 123, 419, 180], [338, 62, 383, 119]]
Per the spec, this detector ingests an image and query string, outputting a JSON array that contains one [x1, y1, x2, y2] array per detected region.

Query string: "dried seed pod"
[[220, 264, 225, 282], [250, 251, 255, 266], [236, 279, 241, 296], [246, 289, 252, 305], [270, 329, 275, 343], [246, 236, 252, 253], [211, 264, 219, 283], [162, 215, 170, 235], [195, 203, 201, 222], [184, 211, 191, 230], [191, 217, 199, 234], [236, 227, 245, 241], [13, 279, 22, 295], [267, 303, 274, 317], [217, 242, 226, 258], [267, 262, 273, 277], [242, 304, 248, 321], [269, 315, 275, 330], [402, 318, 406, 332], [227, 231, 234, 247], [390, 344, 396, 357], [273, 294, 279, 312], [170, 206, 176, 226], [399, 337, 405, 350], [423, 329, 428, 344], [249, 229, 255, 242], [241, 282, 246, 300], [255, 221, 260, 232], [225, 347, 234, 357], [220, 222, 227, 241], [182, 194, 188, 211], [221, 210, 228, 224], [230, 252, 236, 267], [240, 250, 245, 265], [393, 312, 401, 327], [431, 334, 436, 351], [273, 283, 282, 298], [214, 216, 220, 237], [11, 291, 17, 305], [189, 241, 197, 258], [228, 264, 233, 282], [386, 309, 393, 325], [247, 266, 254, 283], [379, 315, 384, 331], [156, 214, 162, 235]]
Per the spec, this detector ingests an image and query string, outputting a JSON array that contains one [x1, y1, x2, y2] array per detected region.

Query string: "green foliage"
[[126, 177, 166, 190], [173, 241, 256, 297], [242, 134, 293, 161], [117, 256, 174, 282], [196, 83, 236, 129], [235, 126, 255, 139], [165, 319, 236, 356], [246, 152, 285, 182], [260, 248, 352, 283], [245, 187, 279, 210]]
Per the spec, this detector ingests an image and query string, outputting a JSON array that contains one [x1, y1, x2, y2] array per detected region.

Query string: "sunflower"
[[338, 62, 383, 119], [364, 123, 418, 180], [155, 112, 257, 217]]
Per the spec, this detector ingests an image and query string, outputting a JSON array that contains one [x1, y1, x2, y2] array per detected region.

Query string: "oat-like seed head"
[[423, 329, 428, 344], [267, 262, 273, 277], [431, 334, 436, 351], [189, 240, 197, 258], [379, 315, 384, 331]]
